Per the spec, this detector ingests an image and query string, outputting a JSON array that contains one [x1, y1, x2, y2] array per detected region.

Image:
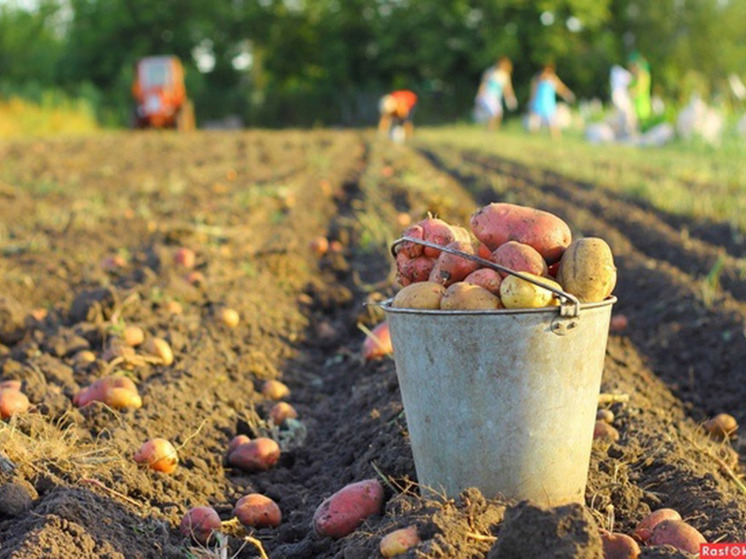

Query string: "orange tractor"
[[131, 56, 195, 130]]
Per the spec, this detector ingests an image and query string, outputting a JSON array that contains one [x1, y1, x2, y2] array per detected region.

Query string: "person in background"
[[475, 57, 518, 131], [378, 90, 418, 141], [629, 52, 652, 126], [610, 63, 636, 137], [528, 63, 575, 138]]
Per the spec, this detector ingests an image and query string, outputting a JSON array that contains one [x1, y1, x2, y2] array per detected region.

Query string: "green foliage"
[[0, 0, 744, 127]]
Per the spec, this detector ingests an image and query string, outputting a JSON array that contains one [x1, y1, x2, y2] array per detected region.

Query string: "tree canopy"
[[1, 0, 744, 126]]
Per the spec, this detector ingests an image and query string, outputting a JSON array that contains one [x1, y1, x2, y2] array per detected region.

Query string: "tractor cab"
[[131, 56, 194, 130]]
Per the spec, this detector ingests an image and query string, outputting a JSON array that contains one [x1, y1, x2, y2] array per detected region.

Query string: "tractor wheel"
[[177, 100, 196, 132]]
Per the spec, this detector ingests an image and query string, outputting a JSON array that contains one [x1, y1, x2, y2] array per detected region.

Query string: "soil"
[[1, 131, 745, 558]]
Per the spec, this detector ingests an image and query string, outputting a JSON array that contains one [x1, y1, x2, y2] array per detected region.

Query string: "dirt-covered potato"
[[647, 520, 705, 555], [556, 238, 616, 303], [392, 282, 446, 309], [440, 282, 501, 310], [500, 274, 561, 309], [313, 479, 384, 539], [470, 202, 572, 264]]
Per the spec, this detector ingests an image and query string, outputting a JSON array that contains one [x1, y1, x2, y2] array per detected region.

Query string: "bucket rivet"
[[551, 318, 578, 336]]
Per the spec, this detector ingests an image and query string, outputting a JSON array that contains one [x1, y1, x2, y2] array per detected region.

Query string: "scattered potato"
[[392, 282, 445, 309], [313, 479, 385, 539], [703, 413, 738, 439], [309, 236, 329, 256], [440, 282, 501, 310], [647, 520, 705, 555], [633, 508, 682, 543], [228, 437, 280, 472], [164, 301, 183, 315], [600, 530, 640, 559], [593, 420, 620, 441], [218, 308, 240, 328], [123, 326, 145, 347], [380, 526, 420, 557], [362, 321, 393, 361], [491, 241, 548, 278], [596, 409, 615, 424], [186, 271, 206, 285], [174, 247, 196, 269], [470, 202, 572, 264], [134, 438, 178, 474], [227, 435, 251, 458], [610, 314, 628, 333], [180, 506, 221, 544], [556, 238, 617, 303], [234, 493, 282, 528], [270, 402, 298, 425], [143, 337, 174, 366], [262, 380, 290, 400], [396, 213, 411, 227], [0, 388, 29, 419], [73, 350, 97, 366], [500, 274, 561, 309], [74, 375, 141, 410]]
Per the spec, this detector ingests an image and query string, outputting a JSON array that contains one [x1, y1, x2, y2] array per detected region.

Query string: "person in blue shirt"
[[528, 63, 575, 138], [475, 57, 518, 131]]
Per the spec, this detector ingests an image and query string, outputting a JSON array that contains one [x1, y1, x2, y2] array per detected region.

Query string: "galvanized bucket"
[[382, 237, 615, 506]]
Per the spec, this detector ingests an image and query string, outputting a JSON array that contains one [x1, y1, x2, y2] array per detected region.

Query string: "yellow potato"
[[392, 282, 446, 309], [500, 273, 562, 309], [440, 282, 501, 310], [556, 238, 616, 303]]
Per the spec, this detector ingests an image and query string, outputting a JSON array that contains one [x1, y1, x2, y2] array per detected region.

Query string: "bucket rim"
[[379, 295, 616, 316]]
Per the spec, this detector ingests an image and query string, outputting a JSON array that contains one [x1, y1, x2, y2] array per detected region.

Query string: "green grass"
[[418, 123, 746, 232]]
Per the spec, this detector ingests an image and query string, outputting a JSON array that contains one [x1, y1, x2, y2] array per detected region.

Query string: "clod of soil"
[[0, 296, 28, 345], [488, 501, 603, 558], [0, 482, 34, 518]]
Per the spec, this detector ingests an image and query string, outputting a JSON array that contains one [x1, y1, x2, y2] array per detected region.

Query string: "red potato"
[[0, 389, 30, 419], [309, 236, 329, 256], [633, 508, 682, 543], [491, 241, 548, 278], [262, 380, 290, 400], [74, 375, 141, 409], [362, 321, 393, 361], [101, 254, 127, 271], [380, 526, 420, 557], [475, 242, 493, 260], [420, 217, 457, 258], [174, 247, 196, 269], [593, 420, 620, 441], [547, 261, 560, 278], [647, 520, 705, 555], [269, 402, 298, 425], [470, 202, 572, 264], [313, 479, 385, 539], [428, 241, 480, 286], [180, 506, 222, 544], [610, 314, 629, 334], [228, 437, 280, 472], [463, 268, 503, 295], [396, 252, 436, 286], [329, 240, 344, 254], [397, 224, 425, 258], [600, 530, 640, 559], [134, 438, 178, 474], [234, 494, 282, 529], [227, 435, 251, 457], [186, 271, 206, 285]]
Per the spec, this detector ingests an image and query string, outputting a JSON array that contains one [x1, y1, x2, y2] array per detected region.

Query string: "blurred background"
[[1, 0, 745, 134]]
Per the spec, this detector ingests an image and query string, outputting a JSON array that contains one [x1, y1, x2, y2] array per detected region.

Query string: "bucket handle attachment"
[[391, 236, 581, 319]]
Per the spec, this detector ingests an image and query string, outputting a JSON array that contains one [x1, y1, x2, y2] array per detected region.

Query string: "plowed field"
[[1, 131, 745, 558]]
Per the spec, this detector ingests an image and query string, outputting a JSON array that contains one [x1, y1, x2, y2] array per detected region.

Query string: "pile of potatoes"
[[393, 203, 616, 310]]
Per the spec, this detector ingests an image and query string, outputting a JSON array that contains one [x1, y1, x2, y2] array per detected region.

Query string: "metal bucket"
[[383, 299, 614, 505], [383, 236, 615, 505]]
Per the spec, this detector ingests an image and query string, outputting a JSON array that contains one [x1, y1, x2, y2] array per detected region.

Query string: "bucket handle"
[[391, 236, 581, 319]]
